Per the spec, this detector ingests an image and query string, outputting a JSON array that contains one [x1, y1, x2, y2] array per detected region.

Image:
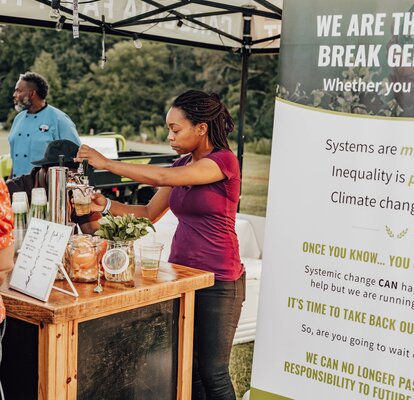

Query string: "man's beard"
[[14, 96, 32, 112]]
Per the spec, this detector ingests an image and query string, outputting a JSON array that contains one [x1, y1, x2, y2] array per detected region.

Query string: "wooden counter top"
[[0, 262, 214, 325]]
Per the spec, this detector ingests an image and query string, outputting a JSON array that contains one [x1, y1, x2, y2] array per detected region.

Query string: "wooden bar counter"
[[0, 262, 214, 400]]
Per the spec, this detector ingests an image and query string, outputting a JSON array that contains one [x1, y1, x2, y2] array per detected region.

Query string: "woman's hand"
[[91, 192, 108, 213], [74, 144, 109, 170]]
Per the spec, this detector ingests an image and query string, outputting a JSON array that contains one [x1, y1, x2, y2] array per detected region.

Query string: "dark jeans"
[[192, 272, 246, 400]]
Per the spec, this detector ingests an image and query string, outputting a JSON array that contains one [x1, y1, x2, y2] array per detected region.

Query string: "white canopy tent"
[[0, 0, 283, 173], [0, 1, 281, 52]]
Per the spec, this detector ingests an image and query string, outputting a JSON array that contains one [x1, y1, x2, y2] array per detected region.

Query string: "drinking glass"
[[139, 242, 164, 279], [72, 185, 93, 216]]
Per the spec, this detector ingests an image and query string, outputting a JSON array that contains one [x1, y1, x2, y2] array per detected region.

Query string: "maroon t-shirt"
[[168, 148, 243, 281]]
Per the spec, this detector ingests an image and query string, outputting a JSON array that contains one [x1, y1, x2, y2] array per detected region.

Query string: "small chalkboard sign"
[[9, 218, 73, 302]]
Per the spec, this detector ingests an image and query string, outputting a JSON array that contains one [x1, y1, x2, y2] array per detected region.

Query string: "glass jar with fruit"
[[67, 234, 98, 283]]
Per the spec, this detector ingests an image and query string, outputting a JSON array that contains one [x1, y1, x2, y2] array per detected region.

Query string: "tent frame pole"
[[237, 14, 252, 211], [237, 48, 250, 179]]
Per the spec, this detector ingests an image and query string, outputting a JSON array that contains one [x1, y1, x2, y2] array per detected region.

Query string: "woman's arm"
[[75, 145, 225, 187], [92, 187, 171, 223], [78, 220, 100, 235]]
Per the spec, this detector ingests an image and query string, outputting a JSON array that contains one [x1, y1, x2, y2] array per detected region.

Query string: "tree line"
[[0, 25, 278, 146]]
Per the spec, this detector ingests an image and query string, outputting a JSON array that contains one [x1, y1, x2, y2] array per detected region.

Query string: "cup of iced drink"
[[73, 185, 93, 216], [139, 242, 164, 279]]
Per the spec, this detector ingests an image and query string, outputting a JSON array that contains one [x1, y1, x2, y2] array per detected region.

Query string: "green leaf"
[[95, 213, 154, 240], [95, 229, 104, 237], [99, 217, 111, 226]]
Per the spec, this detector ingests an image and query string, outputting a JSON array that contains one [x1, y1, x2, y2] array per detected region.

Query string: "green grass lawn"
[[230, 341, 255, 399], [240, 153, 270, 217]]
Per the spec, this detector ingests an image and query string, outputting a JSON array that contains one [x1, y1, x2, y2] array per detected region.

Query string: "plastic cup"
[[12, 191, 28, 204], [12, 191, 29, 211], [31, 188, 47, 206], [12, 201, 28, 214], [139, 242, 164, 279], [72, 185, 93, 216]]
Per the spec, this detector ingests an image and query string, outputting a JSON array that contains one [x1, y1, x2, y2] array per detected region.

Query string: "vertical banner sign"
[[251, 1, 414, 399]]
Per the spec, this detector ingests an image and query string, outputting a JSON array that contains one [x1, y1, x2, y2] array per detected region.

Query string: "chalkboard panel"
[[77, 299, 179, 400], [0, 317, 38, 400]]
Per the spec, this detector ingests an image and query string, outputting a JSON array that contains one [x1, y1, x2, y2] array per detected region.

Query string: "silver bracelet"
[[102, 198, 112, 215]]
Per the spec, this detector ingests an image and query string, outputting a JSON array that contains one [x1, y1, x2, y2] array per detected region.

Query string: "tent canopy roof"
[[0, 0, 282, 53]]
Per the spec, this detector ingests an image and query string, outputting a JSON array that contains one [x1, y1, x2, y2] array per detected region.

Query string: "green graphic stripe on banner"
[[275, 97, 414, 122], [250, 387, 292, 400]]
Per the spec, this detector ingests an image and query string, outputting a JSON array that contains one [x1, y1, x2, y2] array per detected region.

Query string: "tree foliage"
[[0, 25, 278, 142], [31, 51, 62, 104]]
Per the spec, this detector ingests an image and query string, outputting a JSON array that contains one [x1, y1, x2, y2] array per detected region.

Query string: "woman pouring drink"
[[75, 90, 245, 400]]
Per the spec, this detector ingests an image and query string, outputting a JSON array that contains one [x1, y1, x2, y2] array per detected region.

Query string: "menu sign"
[[10, 218, 72, 302]]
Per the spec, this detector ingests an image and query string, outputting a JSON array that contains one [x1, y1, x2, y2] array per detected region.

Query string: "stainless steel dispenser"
[[48, 166, 69, 224], [48, 158, 92, 225]]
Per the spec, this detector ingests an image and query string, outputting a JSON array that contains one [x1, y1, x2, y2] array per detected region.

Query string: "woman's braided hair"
[[172, 90, 234, 150]]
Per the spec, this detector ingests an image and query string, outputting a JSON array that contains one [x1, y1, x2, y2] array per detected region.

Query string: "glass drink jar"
[[102, 240, 135, 282], [67, 234, 98, 283]]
